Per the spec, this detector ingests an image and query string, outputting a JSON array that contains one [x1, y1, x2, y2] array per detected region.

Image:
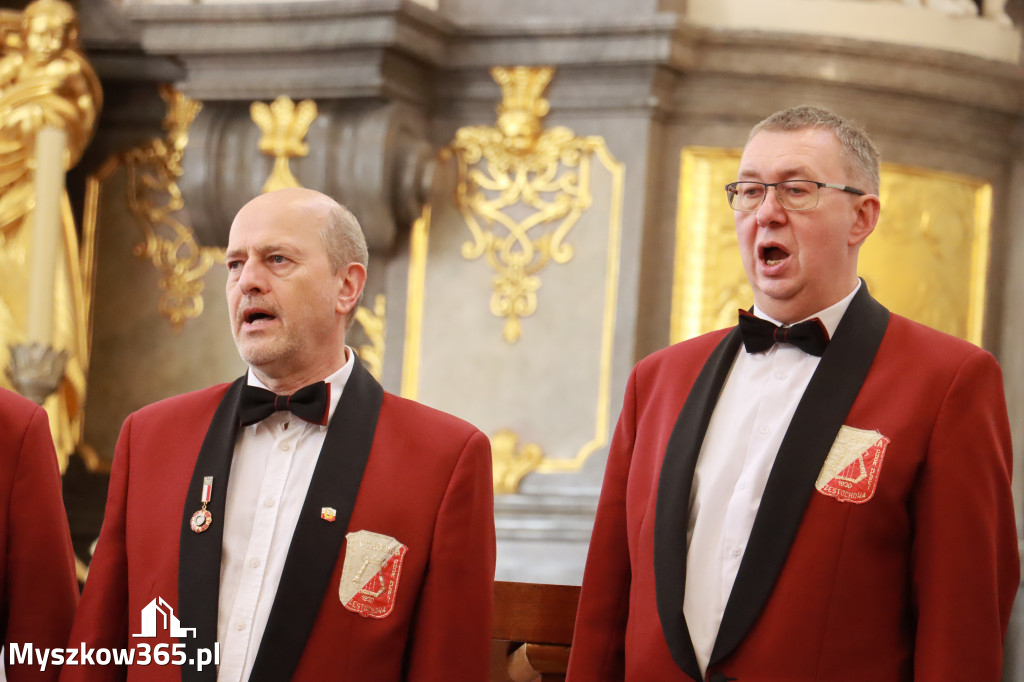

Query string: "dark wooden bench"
[[491, 581, 582, 682]]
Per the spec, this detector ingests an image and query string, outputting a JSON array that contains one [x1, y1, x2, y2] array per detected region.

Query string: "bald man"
[[66, 189, 495, 682]]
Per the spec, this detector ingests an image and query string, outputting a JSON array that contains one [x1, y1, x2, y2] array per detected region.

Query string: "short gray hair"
[[748, 105, 880, 194], [319, 201, 368, 326]]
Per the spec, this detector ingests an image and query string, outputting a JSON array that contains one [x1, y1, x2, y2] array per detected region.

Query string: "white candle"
[[26, 125, 67, 346]]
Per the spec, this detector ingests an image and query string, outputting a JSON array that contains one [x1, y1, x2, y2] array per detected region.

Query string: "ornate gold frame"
[[403, 141, 624, 489], [444, 66, 610, 345]]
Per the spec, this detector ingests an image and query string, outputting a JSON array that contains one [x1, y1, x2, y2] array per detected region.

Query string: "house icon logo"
[[132, 597, 196, 639]]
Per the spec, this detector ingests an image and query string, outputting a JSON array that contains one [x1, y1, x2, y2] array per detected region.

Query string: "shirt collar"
[[752, 279, 862, 340], [245, 347, 355, 431]]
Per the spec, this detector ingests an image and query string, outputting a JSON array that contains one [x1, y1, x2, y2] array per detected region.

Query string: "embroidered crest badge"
[[815, 425, 890, 504], [339, 530, 407, 619]]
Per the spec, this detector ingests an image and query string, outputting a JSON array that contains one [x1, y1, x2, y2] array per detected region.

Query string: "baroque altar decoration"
[[0, 0, 101, 470]]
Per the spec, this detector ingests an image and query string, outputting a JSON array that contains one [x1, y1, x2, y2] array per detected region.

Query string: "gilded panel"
[[444, 66, 609, 345], [671, 147, 990, 345], [402, 68, 624, 492]]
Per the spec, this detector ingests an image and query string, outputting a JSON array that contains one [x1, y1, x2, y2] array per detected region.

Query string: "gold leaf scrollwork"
[[251, 96, 318, 193], [353, 294, 386, 382], [406, 105, 625, 492], [115, 85, 222, 332], [490, 429, 543, 495], [444, 66, 600, 343]]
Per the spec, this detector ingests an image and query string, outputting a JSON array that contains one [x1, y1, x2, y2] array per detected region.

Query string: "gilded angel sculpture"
[[0, 0, 101, 469]]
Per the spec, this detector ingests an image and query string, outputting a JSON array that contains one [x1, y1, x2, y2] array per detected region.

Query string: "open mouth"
[[242, 308, 277, 327], [760, 245, 790, 267]]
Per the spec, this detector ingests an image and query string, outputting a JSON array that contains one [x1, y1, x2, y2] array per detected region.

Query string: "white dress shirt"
[[682, 283, 860, 676], [216, 350, 354, 682]]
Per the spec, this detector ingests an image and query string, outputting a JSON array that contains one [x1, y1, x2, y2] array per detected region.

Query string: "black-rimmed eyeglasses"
[[725, 180, 866, 212]]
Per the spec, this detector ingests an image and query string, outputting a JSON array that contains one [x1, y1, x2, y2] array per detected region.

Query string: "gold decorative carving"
[[0, 0, 102, 470], [103, 85, 223, 332], [404, 136, 625, 491], [251, 96, 318, 193], [444, 66, 606, 343], [354, 294, 386, 382], [671, 147, 991, 345], [491, 429, 543, 495]]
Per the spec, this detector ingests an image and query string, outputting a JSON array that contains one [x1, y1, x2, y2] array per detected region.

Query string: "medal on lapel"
[[190, 476, 214, 533]]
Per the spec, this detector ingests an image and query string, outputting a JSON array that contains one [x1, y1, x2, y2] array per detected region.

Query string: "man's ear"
[[337, 262, 368, 318], [849, 194, 880, 248]]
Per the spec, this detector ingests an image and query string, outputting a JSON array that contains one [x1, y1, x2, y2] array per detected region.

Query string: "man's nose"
[[236, 260, 267, 293], [755, 186, 788, 226]]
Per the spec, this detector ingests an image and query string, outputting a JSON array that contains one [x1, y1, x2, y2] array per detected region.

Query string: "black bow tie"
[[238, 381, 330, 426], [737, 309, 830, 357]]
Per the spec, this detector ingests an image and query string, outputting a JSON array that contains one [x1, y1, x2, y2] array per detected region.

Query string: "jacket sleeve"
[[61, 414, 136, 682], [911, 349, 1019, 678], [4, 403, 79, 682], [405, 429, 495, 681], [566, 367, 639, 681]]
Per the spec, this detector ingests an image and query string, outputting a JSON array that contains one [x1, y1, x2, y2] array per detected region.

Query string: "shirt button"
[[249, 557, 261, 568], [737, 481, 747, 491], [279, 441, 292, 451], [774, 371, 787, 380], [731, 547, 742, 557], [264, 498, 276, 508], [758, 425, 770, 435], [235, 622, 246, 631]]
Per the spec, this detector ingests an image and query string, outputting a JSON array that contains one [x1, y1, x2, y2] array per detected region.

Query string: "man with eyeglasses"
[[567, 105, 1018, 681]]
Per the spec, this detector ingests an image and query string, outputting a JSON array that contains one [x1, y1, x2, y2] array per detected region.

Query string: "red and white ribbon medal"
[[190, 476, 214, 533]]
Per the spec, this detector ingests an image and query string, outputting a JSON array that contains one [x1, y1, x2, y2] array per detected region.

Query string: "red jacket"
[[64, 360, 495, 681], [0, 388, 79, 682], [568, 288, 1018, 682]]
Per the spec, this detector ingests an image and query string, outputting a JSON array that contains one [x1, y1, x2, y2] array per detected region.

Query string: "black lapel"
[[248, 358, 384, 682], [655, 329, 743, 680], [179, 377, 245, 682], [709, 285, 890, 665]]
